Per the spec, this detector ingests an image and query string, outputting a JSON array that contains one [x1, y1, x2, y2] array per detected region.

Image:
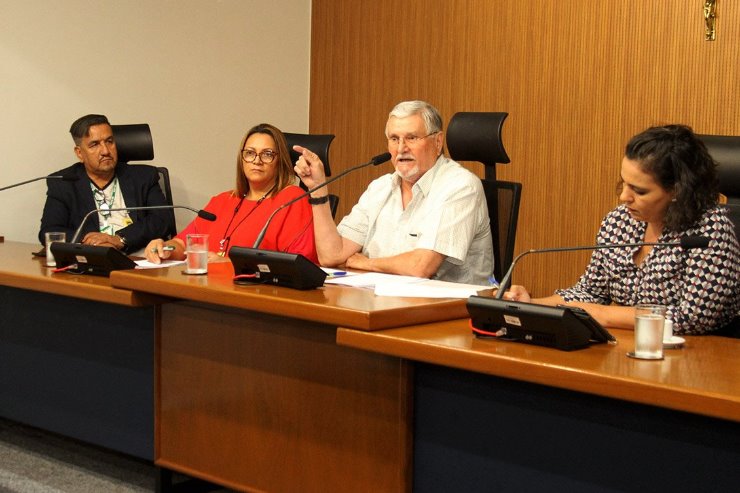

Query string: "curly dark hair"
[[624, 124, 718, 231]]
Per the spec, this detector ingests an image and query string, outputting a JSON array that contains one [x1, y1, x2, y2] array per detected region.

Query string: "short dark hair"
[[625, 124, 718, 231], [235, 123, 293, 198], [69, 114, 111, 145]]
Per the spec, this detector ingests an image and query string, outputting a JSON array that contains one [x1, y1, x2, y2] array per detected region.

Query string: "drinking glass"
[[632, 304, 666, 359], [185, 234, 209, 275], [45, 232, 66, 267]]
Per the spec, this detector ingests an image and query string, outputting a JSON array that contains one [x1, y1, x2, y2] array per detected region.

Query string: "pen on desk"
[[150, 245, 176, 253], [328, 271, 347, 278]]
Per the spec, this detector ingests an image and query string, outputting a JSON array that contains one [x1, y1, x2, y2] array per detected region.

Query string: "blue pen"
[[329, 271, 348, 277], [488, 275, 499, 288]]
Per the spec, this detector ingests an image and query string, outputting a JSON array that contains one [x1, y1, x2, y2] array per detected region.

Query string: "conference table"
[[0, 240, 165, 459], [109, 261, 470, 492], [337, 320, 740, 491], [4, 238, 740, 492], [110, 261, 740, 492]]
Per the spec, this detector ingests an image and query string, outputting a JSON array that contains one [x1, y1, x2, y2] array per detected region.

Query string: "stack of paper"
[[324, 271, 492, 298]]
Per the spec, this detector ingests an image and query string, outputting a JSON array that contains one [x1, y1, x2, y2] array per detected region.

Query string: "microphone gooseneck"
[[252, 152, 391, 249], [494, 236, 711, 299], [71, 204, 217, 243], [0, 173, 79, 192]]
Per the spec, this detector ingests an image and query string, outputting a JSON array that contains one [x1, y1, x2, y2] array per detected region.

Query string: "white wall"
[[0, 0, 311, 243]]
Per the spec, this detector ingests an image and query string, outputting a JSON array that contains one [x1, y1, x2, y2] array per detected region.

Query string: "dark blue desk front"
[[0, 241, 161, 460], [338, 320, 740, 492], [413, 362, 740, 492]]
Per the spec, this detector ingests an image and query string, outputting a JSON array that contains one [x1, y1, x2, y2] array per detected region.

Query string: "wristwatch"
[[115, 235, 127, 249], [308, 195, 330, 205]]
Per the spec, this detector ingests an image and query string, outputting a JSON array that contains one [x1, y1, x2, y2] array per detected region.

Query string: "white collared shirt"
[[337, 155, 493, 284]]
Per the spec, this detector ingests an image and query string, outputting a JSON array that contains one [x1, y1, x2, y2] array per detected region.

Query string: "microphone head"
[[680, 235, 710, 249], [371, 152, 392, 166], [197, 210, 217, 221]]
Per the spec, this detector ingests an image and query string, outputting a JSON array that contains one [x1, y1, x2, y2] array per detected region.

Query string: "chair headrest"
[[111, 124, 154, 163], [698, 134, 740, 197], [446, 112, 510, 168], [284, 133, 335, 176]]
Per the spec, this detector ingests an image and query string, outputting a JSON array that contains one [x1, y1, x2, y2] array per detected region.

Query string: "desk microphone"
[[71, 205, 217, 243], [495, 235, 711, 299], [1, 173, 78, 192], [252, 151, 392, 249]]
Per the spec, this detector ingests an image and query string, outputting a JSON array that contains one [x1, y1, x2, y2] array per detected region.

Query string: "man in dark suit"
[[38, 114, 172, 253]]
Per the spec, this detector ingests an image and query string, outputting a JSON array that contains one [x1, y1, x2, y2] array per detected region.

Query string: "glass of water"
[[185, 234, 209, 275], [45, 231, 66, 267], [632, 304, 666, 360]]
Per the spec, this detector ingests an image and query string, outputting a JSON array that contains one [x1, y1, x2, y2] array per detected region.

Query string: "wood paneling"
[[157, 302, 412, 492], [310, 0, 740, 294]]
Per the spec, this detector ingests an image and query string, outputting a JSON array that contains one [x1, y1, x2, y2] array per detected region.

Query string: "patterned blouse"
[[556, 205, 739, 335]]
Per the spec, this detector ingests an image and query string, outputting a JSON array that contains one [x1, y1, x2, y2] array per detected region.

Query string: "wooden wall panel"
[[310, 0, 739, 295]]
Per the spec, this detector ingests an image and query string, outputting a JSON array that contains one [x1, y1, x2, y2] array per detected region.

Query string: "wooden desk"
[[0, 240, 164, 306], [0, 241, 162, 459], [338, 320, 740, 491], [110, 262, 471, 492], [111, 261, 468, 330], [337, 321, 740, 422]]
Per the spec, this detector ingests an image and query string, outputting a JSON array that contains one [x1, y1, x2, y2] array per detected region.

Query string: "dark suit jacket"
[[38, 162, 174, 253]]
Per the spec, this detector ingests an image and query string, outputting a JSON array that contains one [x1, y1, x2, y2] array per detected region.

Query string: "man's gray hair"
[[387, 100, 443, 136]]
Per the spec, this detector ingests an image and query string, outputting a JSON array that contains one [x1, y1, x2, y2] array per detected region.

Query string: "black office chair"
[[697, 134, 740, 338], [446, 112, 522, 283], [698, 134, 740, 240], [284, 132, 339, 218], [111, 124, 177, 238], [698, 135, 740, 338]]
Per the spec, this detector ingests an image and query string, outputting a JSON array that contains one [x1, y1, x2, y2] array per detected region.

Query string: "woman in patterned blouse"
[[506, 125, 739, 335]]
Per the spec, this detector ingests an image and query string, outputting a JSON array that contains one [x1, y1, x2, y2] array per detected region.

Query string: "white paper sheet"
[[323, 270, 492, 298], [134, 259, 186, 269], [374, 279, 493, 298], [323, 272, 424, 288]]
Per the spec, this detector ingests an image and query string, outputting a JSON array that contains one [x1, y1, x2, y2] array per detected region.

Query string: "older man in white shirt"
[[294, 100, 493, 285]]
